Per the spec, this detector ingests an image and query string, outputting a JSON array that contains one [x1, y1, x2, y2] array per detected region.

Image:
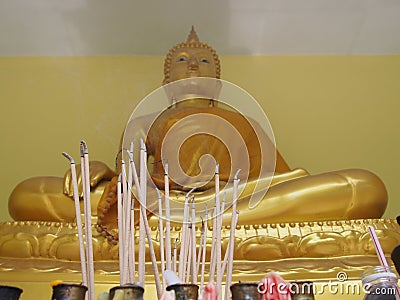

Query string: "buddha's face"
[[168, 46, 218, 82]]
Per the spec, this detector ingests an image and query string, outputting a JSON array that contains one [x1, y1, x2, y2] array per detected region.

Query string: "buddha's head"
[[163, 26, 221, 85]]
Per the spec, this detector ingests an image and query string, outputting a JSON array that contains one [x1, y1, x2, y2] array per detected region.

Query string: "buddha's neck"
[[174, 98, 216, 108]]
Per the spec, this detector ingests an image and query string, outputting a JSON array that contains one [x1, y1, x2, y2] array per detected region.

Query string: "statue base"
[[1, 218, 399, 299]]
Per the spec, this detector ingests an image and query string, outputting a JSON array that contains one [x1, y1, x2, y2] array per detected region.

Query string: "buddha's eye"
[[176, 56, 187, 62], [200, 58, 210, 63]]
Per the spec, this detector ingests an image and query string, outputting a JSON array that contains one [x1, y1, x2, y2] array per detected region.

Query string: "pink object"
[[202, 282, 218, 300], [368, 226, 389, 267], [160, 290, 175, 300], [258, 272, 291, 300]]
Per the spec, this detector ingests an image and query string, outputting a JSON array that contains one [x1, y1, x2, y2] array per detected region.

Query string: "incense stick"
[[127, 148, 139, 284], [129, 196, 136, 283], [217, 193, 226, 292], [116, 173, 124, 285], [178, 187, 196, 280], [191, 198, 197, 284], [127, 144, 135, 284], [62, 152, 88, 289], [121, 160, 130, 284], [221, 210, 239, 276], [126, 146, 141, 197], [138, 139, 146, 286], [157, 188, 166, 290], [215, 167, 223, 299], [80, 141, 95, 300], [173, 239, 178, 273], [224, 170, 241, 300], [164, 161, 172, 271], [196, 218, 204, 280], [139, 192, 162, 298], [200, 207, 208, 292], [185, 227, 193, 283], [209, 201, 217, 283]]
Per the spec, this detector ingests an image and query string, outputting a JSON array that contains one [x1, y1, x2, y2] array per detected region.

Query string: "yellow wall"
[[1, 55, 399, 221]]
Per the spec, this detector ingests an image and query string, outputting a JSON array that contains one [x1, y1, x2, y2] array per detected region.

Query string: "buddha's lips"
[[187, 70, 200, 77]]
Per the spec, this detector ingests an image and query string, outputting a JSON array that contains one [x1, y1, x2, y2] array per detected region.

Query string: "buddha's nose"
[[187, 57, 199, 70]]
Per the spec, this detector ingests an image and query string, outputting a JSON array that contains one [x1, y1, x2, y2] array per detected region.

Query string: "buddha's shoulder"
[[160, 106, 251, 122]]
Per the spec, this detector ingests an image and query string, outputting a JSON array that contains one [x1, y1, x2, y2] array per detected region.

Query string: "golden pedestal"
[[1, 218, 399, 299]]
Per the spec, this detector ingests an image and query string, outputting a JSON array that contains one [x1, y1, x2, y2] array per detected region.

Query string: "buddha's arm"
[[63, 161, 117, 198], [270, 168, 309, 186], [161, 168, 308, 204], [9, 176, 109, 221]]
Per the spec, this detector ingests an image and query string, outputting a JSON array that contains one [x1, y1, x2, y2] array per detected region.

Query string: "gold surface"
[[1, 219, 399, 299]]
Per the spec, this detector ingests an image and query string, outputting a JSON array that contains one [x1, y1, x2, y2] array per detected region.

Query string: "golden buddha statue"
[[8, 27, 388, 238]]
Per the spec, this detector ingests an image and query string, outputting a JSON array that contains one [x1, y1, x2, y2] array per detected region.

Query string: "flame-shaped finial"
[[186, 26, 200, 45]]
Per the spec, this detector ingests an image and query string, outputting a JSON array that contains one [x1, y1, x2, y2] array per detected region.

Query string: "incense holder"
[[51, 283, 87, 300], [230, 282, 261, 300], [0, 285, 23, 300], [289, 281, 315, 299], [166, 283, 199, 300], [109, 284, 144, 300]]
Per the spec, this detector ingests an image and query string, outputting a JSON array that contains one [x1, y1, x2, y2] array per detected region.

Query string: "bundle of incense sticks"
[[61, 137, 240, 299], [62, 138, 241, 299], [160, 164, 240, 300], [115, 139, 241, 299], [116, 139, 162, 298], [62, 140, 95, 300]]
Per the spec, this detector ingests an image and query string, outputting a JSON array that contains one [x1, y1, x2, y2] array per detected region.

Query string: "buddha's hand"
[[63, 160, 117, 198]]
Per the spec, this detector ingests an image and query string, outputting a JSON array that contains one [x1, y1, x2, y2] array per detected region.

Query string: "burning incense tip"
[[140, 138, 146, 151], [80, 140, 88, 153], [62, 152, 75, 164], [156, 187, 161, 199], [234, 169, 241, 180], [186, 187, 197, 199], [165, 161, 169, 175]]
